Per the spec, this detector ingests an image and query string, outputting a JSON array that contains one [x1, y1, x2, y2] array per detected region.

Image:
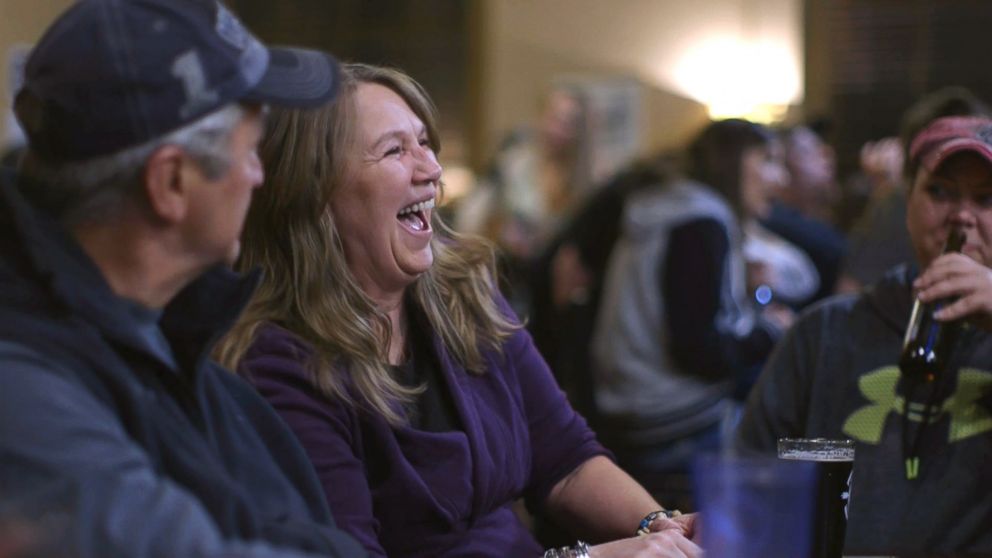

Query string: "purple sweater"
[[241, 315, 608, 558]]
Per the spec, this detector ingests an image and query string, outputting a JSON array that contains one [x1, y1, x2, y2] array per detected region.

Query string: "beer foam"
[[778, 448, 854, 462], [777, 438, 854, 461]]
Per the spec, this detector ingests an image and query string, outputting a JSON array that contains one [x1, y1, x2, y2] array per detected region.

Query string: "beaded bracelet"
[[542, 540, 590, 558], [635, 509, 682, 536]]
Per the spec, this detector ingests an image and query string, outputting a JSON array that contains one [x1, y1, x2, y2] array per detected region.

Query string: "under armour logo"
[[842, 366, 992, 444]]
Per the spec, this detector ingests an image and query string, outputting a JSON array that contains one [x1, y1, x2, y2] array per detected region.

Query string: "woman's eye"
[[419, 138, 431, 147], [975, 193, 992, 208], [384, 145, 402, 157], [925, 183, 950, 200]]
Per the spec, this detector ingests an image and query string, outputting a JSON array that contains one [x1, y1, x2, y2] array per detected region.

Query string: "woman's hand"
[[746, 260, 774, 295], [551, 243, 592, 308], [761, 302, 795, 332], [642, 511, 698, 541], [588, 530, 702, 558], [859, 136, 903, 199], [915, 252, 992, 330]]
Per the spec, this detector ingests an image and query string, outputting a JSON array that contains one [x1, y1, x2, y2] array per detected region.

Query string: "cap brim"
[[244, 47, 340, 109], [922, 138, 992, 173]]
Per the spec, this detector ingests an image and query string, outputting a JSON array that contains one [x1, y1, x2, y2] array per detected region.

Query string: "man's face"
[[907, 151, 992, 269], [183, 106, 265, 267]]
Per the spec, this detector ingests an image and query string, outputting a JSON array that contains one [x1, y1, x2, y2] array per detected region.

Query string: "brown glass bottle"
[[898, 228, 966, 380]]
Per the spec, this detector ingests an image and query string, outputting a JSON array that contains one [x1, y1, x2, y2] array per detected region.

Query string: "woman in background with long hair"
[[592, 119, 794, 510]]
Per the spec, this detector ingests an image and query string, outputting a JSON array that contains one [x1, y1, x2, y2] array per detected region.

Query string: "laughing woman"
[[217, 63, 700, 558]]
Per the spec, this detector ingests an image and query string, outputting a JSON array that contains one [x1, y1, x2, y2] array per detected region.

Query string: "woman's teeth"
[[398, 198, 436, 216]]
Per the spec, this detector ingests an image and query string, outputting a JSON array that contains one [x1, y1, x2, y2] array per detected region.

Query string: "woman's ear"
[[143, 145, 190, 223]]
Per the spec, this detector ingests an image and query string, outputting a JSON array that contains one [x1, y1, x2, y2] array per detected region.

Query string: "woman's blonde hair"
[[216, 63, 517, 424]]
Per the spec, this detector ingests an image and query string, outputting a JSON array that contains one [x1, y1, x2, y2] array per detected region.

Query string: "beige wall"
[[480, 0, 802, 162], [0, 0, 803, 166], [0, 0, 73, 150]]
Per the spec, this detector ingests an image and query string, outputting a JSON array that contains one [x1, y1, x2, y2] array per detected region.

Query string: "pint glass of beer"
[[778, 438, 855, 558]]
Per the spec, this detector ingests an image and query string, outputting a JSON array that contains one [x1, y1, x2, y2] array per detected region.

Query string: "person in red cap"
[[0, 0, 365, 557], [736, 115, 992, 556]]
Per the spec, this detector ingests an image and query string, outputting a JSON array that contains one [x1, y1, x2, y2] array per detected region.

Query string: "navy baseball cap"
[[15, 0, 341, 161]]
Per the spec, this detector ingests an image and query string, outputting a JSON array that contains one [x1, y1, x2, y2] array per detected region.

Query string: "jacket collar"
[[0, 169, 259, 371]]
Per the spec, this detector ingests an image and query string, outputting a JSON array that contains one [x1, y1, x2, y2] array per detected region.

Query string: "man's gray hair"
[[19, 103, 246, 226]]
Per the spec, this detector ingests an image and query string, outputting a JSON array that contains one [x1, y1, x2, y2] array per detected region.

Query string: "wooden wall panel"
[[806, 0, 992, 177], [230, 0, 475, 164]]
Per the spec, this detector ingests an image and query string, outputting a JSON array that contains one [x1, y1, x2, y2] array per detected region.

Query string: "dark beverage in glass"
[[899, 227, 966, 380], [778, 438, 855, 558]]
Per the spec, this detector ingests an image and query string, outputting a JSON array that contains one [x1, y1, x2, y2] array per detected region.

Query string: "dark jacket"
[[0, 170, 365, 558], [737, 265, 992, 555]]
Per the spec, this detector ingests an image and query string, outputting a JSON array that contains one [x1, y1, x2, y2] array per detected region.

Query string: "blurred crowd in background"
[[443, 83, 991, 512], [3, 1, 992, 556]]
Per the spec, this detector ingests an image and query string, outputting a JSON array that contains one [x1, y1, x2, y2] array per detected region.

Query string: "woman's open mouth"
[[397, 198, 434, 233]]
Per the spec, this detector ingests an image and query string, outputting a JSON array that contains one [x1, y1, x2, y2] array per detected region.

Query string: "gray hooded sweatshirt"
[[593, 179, 759, 446], [737, 264, 992, 555]]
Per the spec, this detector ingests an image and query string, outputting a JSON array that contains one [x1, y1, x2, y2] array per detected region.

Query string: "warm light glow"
[[439, 164, 474, 206], [673, 35, 800, 123]]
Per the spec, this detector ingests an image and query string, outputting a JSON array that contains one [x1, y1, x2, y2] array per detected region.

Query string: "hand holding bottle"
[[900, 228, 966, 379], [914, 250, 992, 331]]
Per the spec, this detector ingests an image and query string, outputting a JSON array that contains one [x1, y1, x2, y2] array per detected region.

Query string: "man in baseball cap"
[[736, 114, 992, 555], [16, 0, 340, 159], [0, 1, 365, 556]]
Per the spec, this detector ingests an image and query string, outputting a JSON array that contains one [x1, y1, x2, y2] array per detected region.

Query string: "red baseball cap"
[[909, 116, 992, 173]]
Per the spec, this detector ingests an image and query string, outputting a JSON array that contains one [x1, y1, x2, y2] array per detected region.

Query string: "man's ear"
[[143, 145, 192, 223]]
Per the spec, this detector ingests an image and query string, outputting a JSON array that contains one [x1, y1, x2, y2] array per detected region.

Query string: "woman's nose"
[[415, 147, 442, 184], [949, 200, 979, 227]]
